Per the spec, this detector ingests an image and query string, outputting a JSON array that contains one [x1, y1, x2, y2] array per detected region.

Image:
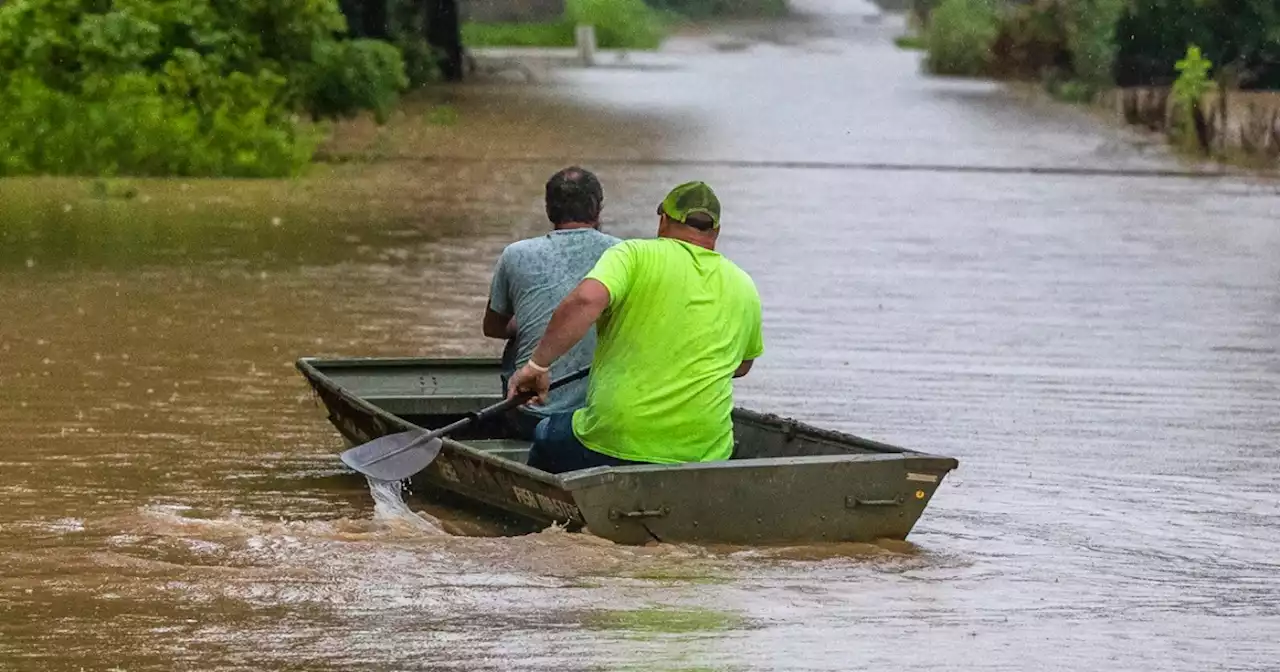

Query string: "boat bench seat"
[[460, 438, 532, 465], [363, 395, 501, 417]]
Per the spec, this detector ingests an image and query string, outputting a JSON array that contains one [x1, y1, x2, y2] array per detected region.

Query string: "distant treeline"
[[916, 0, 1280, 91]]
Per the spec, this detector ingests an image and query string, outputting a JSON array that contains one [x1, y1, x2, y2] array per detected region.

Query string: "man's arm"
[[736, 288, 764, 379], [484, 249, 515, 340], [482, 307, 516, 340], [507, 279, 611, 403]]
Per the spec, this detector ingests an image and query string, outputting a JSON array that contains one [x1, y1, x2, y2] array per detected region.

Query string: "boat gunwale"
[[296, 355, 959, 468], [558, 450, 956, 490]]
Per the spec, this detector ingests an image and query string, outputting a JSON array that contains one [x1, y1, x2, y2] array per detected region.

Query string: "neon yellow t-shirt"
[[571, 238, 764, 463]]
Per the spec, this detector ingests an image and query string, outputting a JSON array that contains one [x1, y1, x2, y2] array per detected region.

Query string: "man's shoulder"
[[571, 229, 624, 251], [501, 235, 551, 257], [498, 235, 563, 269], [506, 230, 621, 254], [609, 237, 662, 254], [718, 256, 761, 298]]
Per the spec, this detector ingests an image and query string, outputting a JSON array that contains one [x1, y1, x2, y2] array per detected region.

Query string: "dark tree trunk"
[[337, 0, 390, 39], [425, 0, 463, 82], [364, 0, 389, 40]]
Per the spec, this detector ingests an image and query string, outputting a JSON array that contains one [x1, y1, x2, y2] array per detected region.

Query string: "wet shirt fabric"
[[489, 228, 621, 417], [572, 238, 764, 463]]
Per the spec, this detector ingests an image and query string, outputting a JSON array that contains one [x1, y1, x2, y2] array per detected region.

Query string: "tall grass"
[[463, 0, 664, 50], [462, 22, 577, 47]]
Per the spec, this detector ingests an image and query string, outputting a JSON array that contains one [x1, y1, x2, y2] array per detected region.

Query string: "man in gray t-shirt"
[[484, 167, 620, 434]]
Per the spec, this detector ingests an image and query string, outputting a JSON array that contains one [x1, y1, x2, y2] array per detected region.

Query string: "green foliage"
[[919, 0, 1124, 86], [0, 67, 318, 177], [924, 0, 1001, 76], [387, 0, 443, 86], [895, 34, 928, 51], [917, 0, 1278, 95], [988, 0, 1071, 79], [0, 0, 408, 177], [1062, 0, 1125, 87], [462, 21, 577, 48], [423, 105, 461, 126], [307, 39, 409, 123], [1043, 76, 1097, 103], [570, 0, 664, 49], [1173, 44, 1216, 102], [1170, 44, 1216, 147], [463, 0, 665, 50], [1114, 0, 1280, 89]]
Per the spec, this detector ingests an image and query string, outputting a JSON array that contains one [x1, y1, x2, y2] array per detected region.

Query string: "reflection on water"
[[2, 1, 1279, 670], [0, 164, 557, 271]]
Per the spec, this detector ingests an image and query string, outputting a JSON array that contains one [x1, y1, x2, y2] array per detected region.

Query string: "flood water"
[[3, 1, 1279, 670]]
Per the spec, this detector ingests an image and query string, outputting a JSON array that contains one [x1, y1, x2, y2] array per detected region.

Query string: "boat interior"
[[308, 358, 912, 466]]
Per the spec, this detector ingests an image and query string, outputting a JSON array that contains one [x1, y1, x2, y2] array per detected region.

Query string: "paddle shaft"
[[360, 366, 590, 469]]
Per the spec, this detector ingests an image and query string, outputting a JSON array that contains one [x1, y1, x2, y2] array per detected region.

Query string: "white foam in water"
[[367, 478, 450, 535]]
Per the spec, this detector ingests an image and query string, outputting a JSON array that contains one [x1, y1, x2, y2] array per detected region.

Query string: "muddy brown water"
[[3, 2, 1279, 670]]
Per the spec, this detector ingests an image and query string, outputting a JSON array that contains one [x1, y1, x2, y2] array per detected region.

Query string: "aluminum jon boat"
[[296, 356, 958, 545]]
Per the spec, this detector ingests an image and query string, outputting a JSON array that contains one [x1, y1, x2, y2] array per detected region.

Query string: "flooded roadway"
[[2, 0, 1279, 669]]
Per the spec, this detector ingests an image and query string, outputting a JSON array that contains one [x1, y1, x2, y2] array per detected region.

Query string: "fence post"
[[575, 24, 597, 67]]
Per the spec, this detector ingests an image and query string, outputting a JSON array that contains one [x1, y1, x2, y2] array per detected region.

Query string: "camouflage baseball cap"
[[658, 181, 721, 230]]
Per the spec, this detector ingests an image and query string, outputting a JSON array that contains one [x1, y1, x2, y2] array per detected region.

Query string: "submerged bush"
[[306, 39, 409, 123], [921, 0, 1120, 89], [924, 0, 1001, 76], [988, 0, 1071, 80], [919, 0, 1279, 95], [0, 0, 408, 177]]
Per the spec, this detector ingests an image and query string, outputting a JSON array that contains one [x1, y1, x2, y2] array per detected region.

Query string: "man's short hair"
[[545, 167, 603, 225], [683, 212, 717, 231]]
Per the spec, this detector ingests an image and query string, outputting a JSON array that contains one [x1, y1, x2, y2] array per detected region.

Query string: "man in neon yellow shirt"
[[507, 181, 764, 473]]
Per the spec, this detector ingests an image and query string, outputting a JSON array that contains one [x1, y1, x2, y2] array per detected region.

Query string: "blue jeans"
[[526, 412, 648, 474]]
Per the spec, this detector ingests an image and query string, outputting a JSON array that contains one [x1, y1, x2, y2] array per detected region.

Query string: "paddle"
[[339, 366, 590, 482]]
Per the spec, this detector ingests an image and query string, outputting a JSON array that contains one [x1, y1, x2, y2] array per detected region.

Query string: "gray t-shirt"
[[488, 228, 621, 417]]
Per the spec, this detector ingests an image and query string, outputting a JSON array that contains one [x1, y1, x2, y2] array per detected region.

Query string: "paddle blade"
[[339, 431, 444, 482]]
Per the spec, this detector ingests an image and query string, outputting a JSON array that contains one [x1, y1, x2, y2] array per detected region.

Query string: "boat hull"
[[296, 356, 958, 545]]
